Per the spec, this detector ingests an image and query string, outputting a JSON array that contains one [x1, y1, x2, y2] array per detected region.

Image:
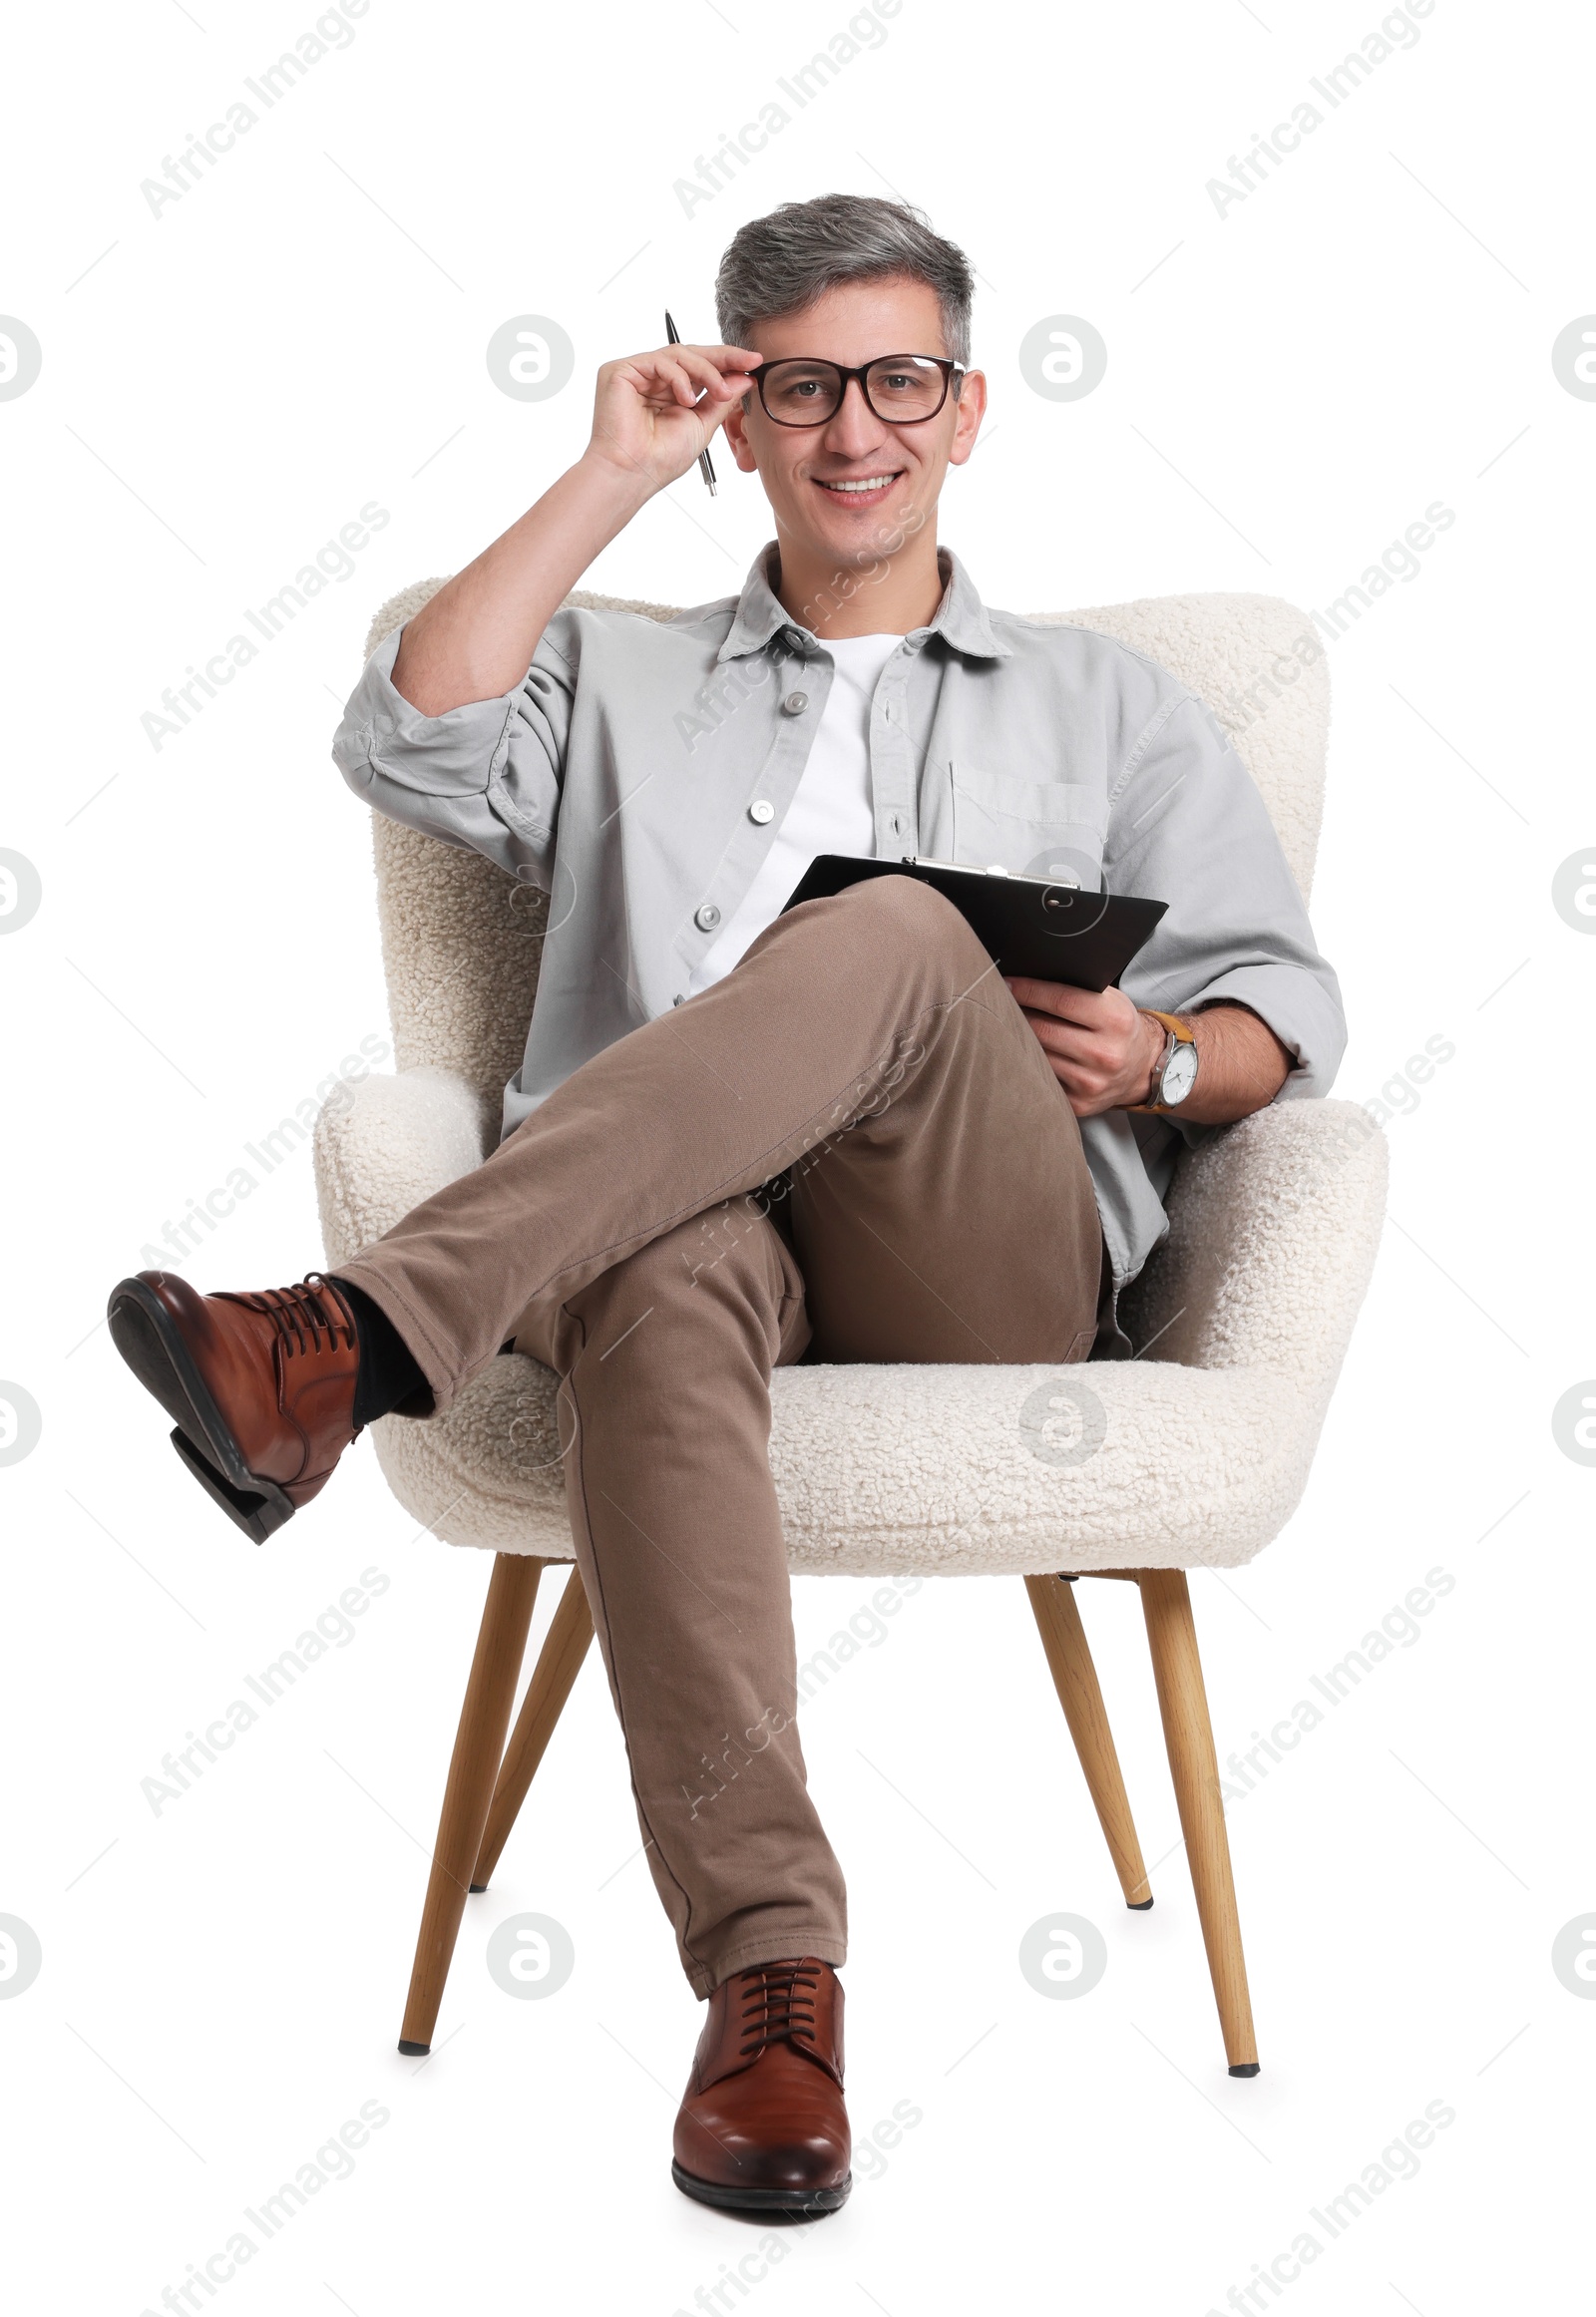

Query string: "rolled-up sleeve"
[[1106, 686, 1347, 1107], [330, 613, 580, 889]]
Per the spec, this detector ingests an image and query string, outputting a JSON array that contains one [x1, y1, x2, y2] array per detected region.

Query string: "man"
[[109, 194, 1344, 2217]]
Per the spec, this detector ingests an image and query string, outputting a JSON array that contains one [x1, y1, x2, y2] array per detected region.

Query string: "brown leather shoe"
[[107, 1271, 362, 1543], [672, 1959, 851, 2215]]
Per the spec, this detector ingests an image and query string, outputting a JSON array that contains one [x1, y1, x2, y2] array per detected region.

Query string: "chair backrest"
[[360, 584, 1330, 1102]]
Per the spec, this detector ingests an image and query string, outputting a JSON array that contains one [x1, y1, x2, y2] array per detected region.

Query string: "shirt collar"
[[715, 541, 1010, 663]]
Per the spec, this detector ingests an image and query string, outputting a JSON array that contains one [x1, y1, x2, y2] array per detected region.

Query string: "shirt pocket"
[[949, 766, 1108, 889]]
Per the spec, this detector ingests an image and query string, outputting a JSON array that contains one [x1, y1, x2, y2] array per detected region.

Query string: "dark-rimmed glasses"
[[746, 354, 964, 428]]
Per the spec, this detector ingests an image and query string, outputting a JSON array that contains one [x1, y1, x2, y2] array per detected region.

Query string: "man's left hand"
[[1004, 978, 1296, 1124], [1002, 977, 1161, 1117]]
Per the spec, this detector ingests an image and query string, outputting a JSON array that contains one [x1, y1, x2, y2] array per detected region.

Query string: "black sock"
[[333, 1278, 430, 1425]]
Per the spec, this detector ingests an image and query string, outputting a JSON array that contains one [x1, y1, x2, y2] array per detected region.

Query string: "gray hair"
[[715, 193, 974, 366]]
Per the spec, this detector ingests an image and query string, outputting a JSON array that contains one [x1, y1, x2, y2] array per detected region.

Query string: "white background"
[[2, 0, 1589, 2309]]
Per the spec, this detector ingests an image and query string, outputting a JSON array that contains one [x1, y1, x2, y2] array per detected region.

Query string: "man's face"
[[720, 273, 986, 571]]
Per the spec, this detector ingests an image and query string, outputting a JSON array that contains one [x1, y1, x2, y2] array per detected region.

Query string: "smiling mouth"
[[814, 472, 903, 500]]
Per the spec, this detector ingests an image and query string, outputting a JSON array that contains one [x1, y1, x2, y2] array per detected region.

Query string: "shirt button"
[[782, 691, 809, 715], [748, 799, 775, 824], [782, 627, 804, 650], [694, 903, 722, 932]]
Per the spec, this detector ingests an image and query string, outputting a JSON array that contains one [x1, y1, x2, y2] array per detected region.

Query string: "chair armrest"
[[1118, 1097, 1388, 1397], [313, 1065, 492, 1269]]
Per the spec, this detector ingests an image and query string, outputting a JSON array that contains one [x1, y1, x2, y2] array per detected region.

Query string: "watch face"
[[1161, 1041, 1199, 1105]]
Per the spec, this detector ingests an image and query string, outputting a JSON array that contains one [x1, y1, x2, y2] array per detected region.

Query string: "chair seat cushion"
[[314, 1062, 1384, 1577], [367, 1344, 1307, 1575]]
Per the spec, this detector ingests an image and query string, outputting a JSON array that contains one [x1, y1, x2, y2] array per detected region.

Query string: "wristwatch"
[[1132, 1010, 1199, 1114]]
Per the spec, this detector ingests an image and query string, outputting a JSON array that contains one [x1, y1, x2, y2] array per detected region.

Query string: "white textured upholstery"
[[313, 580, 1386, 1573]]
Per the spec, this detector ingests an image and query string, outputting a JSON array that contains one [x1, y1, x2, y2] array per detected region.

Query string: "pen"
[[664, 309, 717, 496]]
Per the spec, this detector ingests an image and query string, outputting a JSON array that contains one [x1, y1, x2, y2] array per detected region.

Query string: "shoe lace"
[[736, 1961, 821, 2061], [220, 1273, 357, 1360]]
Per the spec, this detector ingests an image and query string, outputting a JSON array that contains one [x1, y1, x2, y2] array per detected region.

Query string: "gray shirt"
[[331, 543, 1346, 1322]]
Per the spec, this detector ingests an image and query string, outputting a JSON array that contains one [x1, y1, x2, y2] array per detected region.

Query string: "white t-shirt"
[[689, 630, 901, 993]]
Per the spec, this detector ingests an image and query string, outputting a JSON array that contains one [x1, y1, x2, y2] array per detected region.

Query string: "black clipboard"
[[780, 856, 1166, 991]]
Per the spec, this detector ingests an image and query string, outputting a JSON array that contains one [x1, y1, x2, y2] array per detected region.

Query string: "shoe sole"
[[670, 2158, 851, 2216], [107, 1277, 295, 1545]]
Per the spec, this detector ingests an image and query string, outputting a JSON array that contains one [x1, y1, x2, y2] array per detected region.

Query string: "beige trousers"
[[336, 875, 1103, 1995]]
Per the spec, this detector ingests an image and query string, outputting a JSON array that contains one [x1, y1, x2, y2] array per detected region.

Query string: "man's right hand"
[[388, 340, 762, 718], [584, 342, 762, 496]]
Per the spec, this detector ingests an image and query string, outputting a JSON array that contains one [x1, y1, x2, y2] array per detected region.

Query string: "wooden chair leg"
[[472, 1564, 596, 1891], [397, 1553, 544, 2056], [1138, 1570, 1260, 2077], [1023, 1575, 1152, 1908]]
